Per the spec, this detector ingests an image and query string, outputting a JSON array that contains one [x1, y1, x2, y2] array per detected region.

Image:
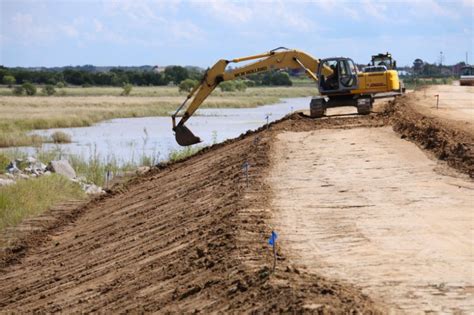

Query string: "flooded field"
[[6, 97, 311, 164]]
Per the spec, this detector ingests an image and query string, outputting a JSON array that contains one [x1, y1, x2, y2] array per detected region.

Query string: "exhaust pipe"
[[174, 124, 201, 146]]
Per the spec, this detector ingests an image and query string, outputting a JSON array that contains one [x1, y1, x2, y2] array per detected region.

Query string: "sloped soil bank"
[[0, 93, 471, 313], [0, 115, 382, 313], [384, 97, 473, 177]]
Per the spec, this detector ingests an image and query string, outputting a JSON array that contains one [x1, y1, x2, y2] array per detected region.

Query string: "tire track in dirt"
[[0, 116, 381, 313]]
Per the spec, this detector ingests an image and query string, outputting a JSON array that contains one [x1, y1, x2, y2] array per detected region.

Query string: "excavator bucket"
[[174, 124, 201, 146]]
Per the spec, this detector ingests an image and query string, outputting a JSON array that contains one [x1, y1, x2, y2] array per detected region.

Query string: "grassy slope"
[[0, 174, 85, 232], [0, 86, 315, 147]]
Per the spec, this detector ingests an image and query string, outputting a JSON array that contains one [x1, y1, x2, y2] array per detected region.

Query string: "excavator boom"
[[171, 48, 326, 146]]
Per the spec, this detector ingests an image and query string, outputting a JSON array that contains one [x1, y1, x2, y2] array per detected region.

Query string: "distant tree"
[[234, 80, 247, 92], [121, 83, 132, 96], [219, 81, 236, 92], [164, 66, 189, 84], [56, 81, 65, 88], [2, 75, 16, 87], [179, 79, 198, 93], [22, 82, 37, 95], [42, 84, 56, 96], [413, 59, 424, 73]]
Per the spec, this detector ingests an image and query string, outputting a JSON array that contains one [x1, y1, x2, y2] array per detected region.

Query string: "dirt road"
[[408, 85, 474, 130], [269, 127, 473, 313]]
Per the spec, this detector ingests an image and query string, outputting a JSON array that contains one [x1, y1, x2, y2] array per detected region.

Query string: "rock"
[[5, 173, 14, 179], [26, 156, 36, 164], [136, 166, 150, 175], [19, 174, 29, 180], [6, 161, 20, 174], [84, 184, 105, 195], [43, 171, 51, 176], [0, 178, 15, 186], [48, 160, 76, 179]]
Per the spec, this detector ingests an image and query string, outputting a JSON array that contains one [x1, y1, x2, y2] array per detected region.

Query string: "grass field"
[[0, 86, 316, 147]]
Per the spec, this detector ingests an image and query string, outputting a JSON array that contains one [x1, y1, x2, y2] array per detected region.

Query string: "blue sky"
[[1, 0, 473, 67]]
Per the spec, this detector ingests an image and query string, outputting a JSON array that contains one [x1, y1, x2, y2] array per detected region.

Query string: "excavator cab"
[[318, 57, 358, 94]]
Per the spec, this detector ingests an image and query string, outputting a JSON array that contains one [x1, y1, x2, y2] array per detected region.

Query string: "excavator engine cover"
[[174, 124, 201, 146]]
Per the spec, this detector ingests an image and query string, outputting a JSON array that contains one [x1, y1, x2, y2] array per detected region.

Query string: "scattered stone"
[[26, 156, 36, 164], [5, 173, 15, 179], [43, 171, 52, 176], [48, 160, 76, 179], [0, 178, 15, 187], [84, 184, 105, 195], [136, 166, 150, 175], [6, 162, 20, 174], [19, 174, 29, 180]]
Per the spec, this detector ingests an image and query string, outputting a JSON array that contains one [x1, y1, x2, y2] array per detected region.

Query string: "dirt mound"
[[384, 96, 474, 177], [0, 121, 381, 313]]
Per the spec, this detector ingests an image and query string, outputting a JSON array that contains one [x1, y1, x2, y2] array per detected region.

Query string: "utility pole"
[[467, 52, 469, 65]]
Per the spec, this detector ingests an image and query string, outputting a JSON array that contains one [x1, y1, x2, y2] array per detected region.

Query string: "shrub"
[[0, 154, 9, 174], [51, 131, 72, 143], [42, 85, 56, 96], [121, 83, 133, 96], [56, 82, 65, 88], [179, 79, 198, 93], [243, 80, 255, 87], [234, 80, 247, 92], [219, 81, 237, 92], [2, 75, 16, 87], [22, 82, 37, 96], [12, 86, 25, 96]]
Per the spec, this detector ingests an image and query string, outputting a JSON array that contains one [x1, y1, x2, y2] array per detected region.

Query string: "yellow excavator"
[[172, 47, 404, 146]]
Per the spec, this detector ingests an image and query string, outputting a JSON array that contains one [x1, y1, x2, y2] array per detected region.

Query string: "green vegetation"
[[402, 77, 454, 90], [219, 80, 247, 92], [168, 146, 202, 162], [12, 86, 24, 96], [3, 75, 15, 87], [41, 84, 56, 96], [0, 174, 85, 232], [121, 83, 133, 96], [51, 131, 71, 143], [22, 82, 37, 96], [179, 79, 198, 93]]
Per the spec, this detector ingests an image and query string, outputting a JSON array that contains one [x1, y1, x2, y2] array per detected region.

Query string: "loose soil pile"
[[384, 96, 473, 177], [0, 88, 472, 312]]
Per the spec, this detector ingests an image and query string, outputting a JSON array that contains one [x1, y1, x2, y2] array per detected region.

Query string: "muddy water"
[[10, 97, 311, 164], [270, 127, 474, 314]]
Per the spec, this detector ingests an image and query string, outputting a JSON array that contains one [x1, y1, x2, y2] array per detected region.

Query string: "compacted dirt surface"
[[0, 87, 472, 313], [269, 127, 473, 313], [407, 84, 473, 130]]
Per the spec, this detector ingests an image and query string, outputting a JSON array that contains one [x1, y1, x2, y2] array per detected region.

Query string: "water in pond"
[[12, 97, 311, 164]]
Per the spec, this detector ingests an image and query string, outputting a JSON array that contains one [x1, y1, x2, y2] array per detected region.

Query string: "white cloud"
[[10, 13, 55, 44], [94, 19, 104, 33]]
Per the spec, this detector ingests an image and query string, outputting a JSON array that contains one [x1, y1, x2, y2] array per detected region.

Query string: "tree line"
[[0, 65, 294, 87]]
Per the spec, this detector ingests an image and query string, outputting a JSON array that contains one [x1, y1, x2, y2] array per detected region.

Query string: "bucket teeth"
[[174, 125, 201, 146]]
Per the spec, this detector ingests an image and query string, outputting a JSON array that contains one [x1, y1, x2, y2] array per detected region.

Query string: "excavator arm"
[[172, 48, 330, 146]]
